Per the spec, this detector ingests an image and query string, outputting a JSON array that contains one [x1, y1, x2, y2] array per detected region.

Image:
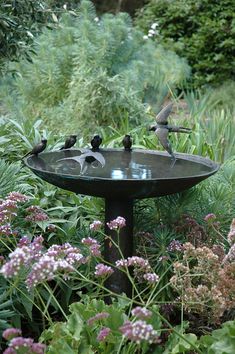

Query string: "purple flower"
[[26, 243, 84, 288], [119, 320, 160, 344], [115, 256, 151, 272], [204, 213, 216, 222], [167, 240, 183, 252], [143, 273, 159, 284], [25, 206, 49, 222], [87, 312, 110, 326], [81, 237, 101, 257], [4, 336, 46, 354], [7, 192, 29, 203], [95, 263, 114, 277], [90, 220, 102, 231], [107, 216, 126, 230], [131, 307, 152, 319], [97, 327, 111, 342], [3, 348, 16, 354], [2, 328, 22, 340]]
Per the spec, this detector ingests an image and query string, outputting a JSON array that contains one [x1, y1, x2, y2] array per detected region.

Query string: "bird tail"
[[20, 151, 30, 160]]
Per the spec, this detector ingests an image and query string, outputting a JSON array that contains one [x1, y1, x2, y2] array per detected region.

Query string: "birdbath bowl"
[[24, 148, 219, 296]]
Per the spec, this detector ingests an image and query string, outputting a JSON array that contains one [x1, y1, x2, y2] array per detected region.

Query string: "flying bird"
[[122, 134, 132, 151], [60, 135, 77, 150], [91, 135, 102, 151], [22, 138, 47, 159], [149, 103, 191, 159]]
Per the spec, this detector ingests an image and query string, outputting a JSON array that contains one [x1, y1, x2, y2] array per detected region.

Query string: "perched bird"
[[91, 135, 102, 151], [60, 135, 77, 150], [122, 134, 132, 151], [22, 138, 47, 159], [149, 103, 191, 159]]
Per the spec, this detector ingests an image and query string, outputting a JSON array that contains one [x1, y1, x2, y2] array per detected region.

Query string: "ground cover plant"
[[0, 0, 235, 353]]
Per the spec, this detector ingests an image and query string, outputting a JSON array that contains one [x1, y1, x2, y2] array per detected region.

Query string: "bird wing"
[[155, 103, 173, 124], [155, 128, 173, 154]]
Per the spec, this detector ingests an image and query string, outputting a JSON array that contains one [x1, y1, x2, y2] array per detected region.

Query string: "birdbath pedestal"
[[24, 148, 219, 297]]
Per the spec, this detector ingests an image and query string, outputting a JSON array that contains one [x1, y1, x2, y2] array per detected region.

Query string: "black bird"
[[91, 135, 102, 151], [60, 135, 77, 150], [149, 103, 191, 159], [22, 138, 47, 159], [122, 134, 132, 151]]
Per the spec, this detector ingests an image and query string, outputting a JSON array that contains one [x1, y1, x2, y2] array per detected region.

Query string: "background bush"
[[136, 0, 235, 88], [0, 0, 190, 133]]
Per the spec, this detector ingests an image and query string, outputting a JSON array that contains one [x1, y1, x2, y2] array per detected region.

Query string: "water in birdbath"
[[28, 149, 212, 180]]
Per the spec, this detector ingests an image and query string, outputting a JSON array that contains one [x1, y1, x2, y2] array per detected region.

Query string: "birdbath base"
[[104, 199, 133, 298]]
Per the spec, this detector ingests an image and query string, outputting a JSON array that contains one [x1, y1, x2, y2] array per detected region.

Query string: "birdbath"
[[24, 148, 219, 296]]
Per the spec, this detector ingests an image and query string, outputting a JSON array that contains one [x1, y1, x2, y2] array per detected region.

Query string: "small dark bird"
[[22, 138, 47, 159], [122, 134, 132, 151], [149, 103, 191, 159], [60, 135, 77, 150], [91, 135, 102, 151]]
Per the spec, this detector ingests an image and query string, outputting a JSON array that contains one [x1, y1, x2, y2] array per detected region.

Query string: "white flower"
[[148, 29, 156, 35], [94, 17, 99, 22], [143, 35, 149, 40], [151, 22, 159, 29]]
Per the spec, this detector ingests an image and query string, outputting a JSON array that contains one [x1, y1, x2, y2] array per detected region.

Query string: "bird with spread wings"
[[149, 103, 191, 160]]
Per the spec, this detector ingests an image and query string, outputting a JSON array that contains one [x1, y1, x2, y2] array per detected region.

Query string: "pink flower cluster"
[[4, 338, 45, 354], [115, 256, 151, 271], [90, 220, 102, 231], [94, 263, 114, 277], [119, 320, 159, 344], [115, 256, 159, 285], [167, 240, 183, 252], [131, 307, 152, 319], [97, 327, 111, 342], [0, 192, 28, 236], [0, 237, 84, 289], [81, 237, 101, 257], [87, 312, 110, 326], [26, 243, 84, 288], [2, 327, 45, 354], [3, 328, 22, 341], [25, 206, 49, 222], [0, 236, 44, 278], [204, 213, 216, 222], [107, 216, 126, 230]]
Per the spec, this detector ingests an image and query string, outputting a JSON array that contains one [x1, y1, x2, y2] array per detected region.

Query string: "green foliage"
[[0, 159, 31, 197], [0, 0, 56, 73], [0, 0, 190, 133], [135, 0, 235, 87], [200, 321, 235, 353]]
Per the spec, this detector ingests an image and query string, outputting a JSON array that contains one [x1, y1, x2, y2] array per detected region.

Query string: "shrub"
[[135, 0, 235, 87], [0, 0, 190, 133]]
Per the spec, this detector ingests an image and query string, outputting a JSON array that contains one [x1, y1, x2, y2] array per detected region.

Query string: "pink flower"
[[7, 192, 29, 203], [97, 327, 111, 342], [81, 237, 101, 257], [2, 328, 22, 340], [131, 307, 152, 319], [94, 263, 114, 277], [115, 256, 151, 272], [90, 220, 102, 231], [107, 216, 126, 230], [119, 320, 159, 344], [204, 213, 216, 222], [3, 336, 46, 354], [143, 273, 159, 284], [87, 312, 110, 326]]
